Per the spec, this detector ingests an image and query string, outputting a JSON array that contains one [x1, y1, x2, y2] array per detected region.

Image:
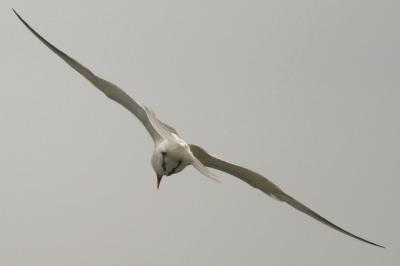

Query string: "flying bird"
[[13, 9, 384, 248]]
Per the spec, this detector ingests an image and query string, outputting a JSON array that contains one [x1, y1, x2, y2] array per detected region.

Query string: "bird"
[[13, 9, 384, 248]]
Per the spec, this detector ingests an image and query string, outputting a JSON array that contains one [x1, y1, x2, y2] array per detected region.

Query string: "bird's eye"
[[161, 151, 166, 156]]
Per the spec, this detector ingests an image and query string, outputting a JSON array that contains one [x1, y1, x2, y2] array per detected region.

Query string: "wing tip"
[[370, 242, 386, 249], [12, 8, 21, 17]]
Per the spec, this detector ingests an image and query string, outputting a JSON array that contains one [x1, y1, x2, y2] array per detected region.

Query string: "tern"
[[13, 9, 384, 248]]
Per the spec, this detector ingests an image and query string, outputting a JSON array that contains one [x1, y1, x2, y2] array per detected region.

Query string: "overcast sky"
[[1, 0, 399, 265]]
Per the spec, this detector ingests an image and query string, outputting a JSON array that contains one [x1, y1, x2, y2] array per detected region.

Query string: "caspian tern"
[[13, 9, 384, 248]]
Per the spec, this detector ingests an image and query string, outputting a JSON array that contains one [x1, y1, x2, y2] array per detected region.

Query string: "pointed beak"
[[157, 175, 163, 189]]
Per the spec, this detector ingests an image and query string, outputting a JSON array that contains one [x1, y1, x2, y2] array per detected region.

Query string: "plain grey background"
[[2, 0, 399, 265]]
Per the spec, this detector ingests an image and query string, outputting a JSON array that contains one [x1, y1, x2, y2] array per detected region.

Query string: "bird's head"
[[151, 149, 187, 189]]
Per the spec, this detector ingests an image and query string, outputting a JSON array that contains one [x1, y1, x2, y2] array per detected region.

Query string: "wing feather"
[[190, 144, 384, 248], [13, 9, 178, 140]]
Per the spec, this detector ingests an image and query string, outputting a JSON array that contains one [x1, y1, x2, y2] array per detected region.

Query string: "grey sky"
[[2, 0, 399, 265]]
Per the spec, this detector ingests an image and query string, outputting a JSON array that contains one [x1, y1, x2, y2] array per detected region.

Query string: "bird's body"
[[151, 137, 191, 178], [13, 9, 384, 248]]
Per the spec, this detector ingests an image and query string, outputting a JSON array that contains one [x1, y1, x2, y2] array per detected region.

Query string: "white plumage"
[[13, 9, 384, 248]]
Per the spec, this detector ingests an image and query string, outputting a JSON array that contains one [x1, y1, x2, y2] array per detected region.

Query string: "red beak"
[[157, 175, 163, 189]]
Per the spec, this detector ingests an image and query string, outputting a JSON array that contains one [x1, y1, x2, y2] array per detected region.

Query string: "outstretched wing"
[[13, 9, 178, 141], [189, 144, 384, 248]]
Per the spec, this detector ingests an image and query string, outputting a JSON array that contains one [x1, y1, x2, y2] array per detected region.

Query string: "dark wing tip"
[[372, 242, 386, 249], [282, 194, 386, 249], [12, 8, 19, 17], [12, 9, 26, 25]]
